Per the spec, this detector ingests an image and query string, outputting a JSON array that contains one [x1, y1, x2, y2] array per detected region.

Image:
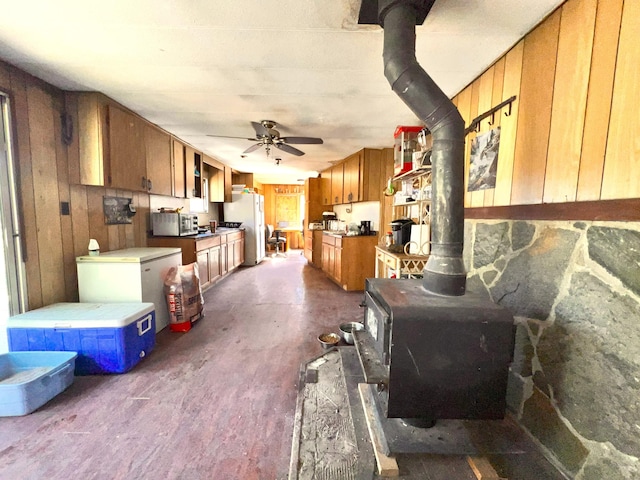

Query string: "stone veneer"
[[464, 220, 640, 480]]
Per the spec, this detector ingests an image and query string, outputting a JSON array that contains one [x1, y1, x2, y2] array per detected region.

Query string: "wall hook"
[[504, 102, 513, 117], [488, 112, 495, 126]]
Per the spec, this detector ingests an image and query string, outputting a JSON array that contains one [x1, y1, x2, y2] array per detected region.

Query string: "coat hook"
[[488, 112, 495, 126], [504, 102, 513, 117], [474, 122, 480, 133]]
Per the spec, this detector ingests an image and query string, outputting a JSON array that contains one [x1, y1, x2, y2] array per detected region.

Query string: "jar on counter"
[[385, 232, 393, 248]]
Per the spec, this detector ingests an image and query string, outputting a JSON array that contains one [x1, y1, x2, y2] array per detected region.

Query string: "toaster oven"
[[152, 213, 198, 236]]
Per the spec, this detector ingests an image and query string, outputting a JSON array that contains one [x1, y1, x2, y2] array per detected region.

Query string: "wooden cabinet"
[[343, 152, 361, 203], [70, 91, 108, 186], [321, 233, 377, 290], [108, 104, 147, 192], [209, 245, 222, 283], [144, 124, 173, 196], [304, 178, 324, 225], [220, 243, 229, 276], [185, 146, 202, 198], [147, 230, 244, 291], [204, 154, 231, 203], [318, 148, 383, 205], [172, 138, 186, 198], [304, 229, 323, 267], [320, 169, 332, 206], [197, 248, 211, 287], [359, 148, 383, 202], [69, 92, 191, 197], [331, 163, 344, 205]]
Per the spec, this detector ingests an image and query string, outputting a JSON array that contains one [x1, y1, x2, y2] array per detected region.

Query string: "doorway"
[[0, 92, 27, 352]]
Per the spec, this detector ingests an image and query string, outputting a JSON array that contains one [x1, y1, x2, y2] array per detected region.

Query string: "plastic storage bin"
[[8, 303, 155, 375], [0, 351, 77, 416]]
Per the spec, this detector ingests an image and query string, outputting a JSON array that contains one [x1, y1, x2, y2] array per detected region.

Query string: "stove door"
[[364, 291, 391, 365]]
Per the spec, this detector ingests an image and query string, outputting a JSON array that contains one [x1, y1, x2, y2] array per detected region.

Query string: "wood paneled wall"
[[0, 61, 150, 310], [454, 0, 636, 208]]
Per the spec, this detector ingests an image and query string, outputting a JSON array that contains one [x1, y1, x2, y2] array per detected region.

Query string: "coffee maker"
[[389, 218, 415, 252], [360, 220, 372, 236]]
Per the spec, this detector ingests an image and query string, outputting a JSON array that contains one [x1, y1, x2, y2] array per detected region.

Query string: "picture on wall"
[[468, 126, 500, 192]]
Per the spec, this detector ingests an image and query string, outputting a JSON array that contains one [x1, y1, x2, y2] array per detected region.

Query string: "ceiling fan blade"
[[251, 121, 271, 138], [280, 136, 323, 145], [206, 135, 257, 141], [275, 143, 305, 156], [243, 143, 263, 154]]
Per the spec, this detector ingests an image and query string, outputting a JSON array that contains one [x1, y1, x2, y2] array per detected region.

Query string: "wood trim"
[[464, 198, 640, 221]]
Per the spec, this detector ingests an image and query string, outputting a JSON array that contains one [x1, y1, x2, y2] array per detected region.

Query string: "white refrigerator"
[[223, 193, 265, 266]]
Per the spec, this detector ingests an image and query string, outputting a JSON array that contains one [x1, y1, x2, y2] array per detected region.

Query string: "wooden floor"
[[1, 251, 365, 480]]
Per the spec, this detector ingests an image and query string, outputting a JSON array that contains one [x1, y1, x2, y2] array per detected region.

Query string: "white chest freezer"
[[76, 248, 182, 332]]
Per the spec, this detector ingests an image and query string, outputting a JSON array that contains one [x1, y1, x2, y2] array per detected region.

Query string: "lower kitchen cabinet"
[[147, 229, 245, 291], [304, 229, 323, 267], [321, 233, 378, 291]]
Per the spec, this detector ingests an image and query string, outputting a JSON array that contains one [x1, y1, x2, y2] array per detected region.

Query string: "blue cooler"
[[8, 303, 155, 375]]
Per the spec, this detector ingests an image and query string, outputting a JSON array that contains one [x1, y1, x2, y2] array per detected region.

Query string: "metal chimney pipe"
[[379, 0, 467, 296]]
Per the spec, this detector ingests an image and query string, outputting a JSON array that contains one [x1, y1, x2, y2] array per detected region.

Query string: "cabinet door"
[[334, 246, 342, 283], [320, 169, 332, 206], [210, 246, 221, 283], [197, 249, 211, 288], [226, 240, 235, 269], [185, 146, 202, 198], [239, 237, 245, 265], [220, 243, 229, 275], [321, 242, 331, 272], [343, 152, 361, 203], [361, 149, 383, 202], [233, 240, 242, 267], [172, 139, 186, 198], [144, 125, 173, 196], [108, 105, 147, 191], [331, 163, 344, 205]]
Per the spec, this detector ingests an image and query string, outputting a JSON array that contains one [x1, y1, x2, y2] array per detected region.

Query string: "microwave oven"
[[152, 213, 199, 236]]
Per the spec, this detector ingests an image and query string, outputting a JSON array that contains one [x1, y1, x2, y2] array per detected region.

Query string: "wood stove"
[[353, 0, 517, 427], [357, 278, 515, 424]]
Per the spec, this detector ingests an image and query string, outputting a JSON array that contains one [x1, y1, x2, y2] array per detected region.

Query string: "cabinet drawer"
[[196, 235, 221, 251], [384, 254, 397, 269], [322, 234, 336, 246], [227, 231, 242, 242]]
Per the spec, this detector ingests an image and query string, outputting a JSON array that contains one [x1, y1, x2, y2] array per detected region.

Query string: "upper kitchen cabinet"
[[331, 162, 344, 205], [108, 104, 147, 192], [203, 154, 231, 202], [317, 148, 383, 205], [320, 168, 332, 206], [68, 92, 171, 193], [358, 148, 383, 202], [172, 138, 186, 198], [185, 145, 202, 198], [342, 151, 361, 203], [67, 92, 109, 187], [144, 124, 173, 196]]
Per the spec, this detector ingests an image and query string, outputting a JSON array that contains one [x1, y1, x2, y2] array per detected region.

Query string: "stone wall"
[[464, 219, 640, 480]]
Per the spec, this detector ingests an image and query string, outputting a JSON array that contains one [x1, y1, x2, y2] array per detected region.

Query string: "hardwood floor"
[[1, 251, 365, 480]]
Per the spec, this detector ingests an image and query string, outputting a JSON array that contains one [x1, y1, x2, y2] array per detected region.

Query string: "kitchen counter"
[[151, 227, 244, 241]]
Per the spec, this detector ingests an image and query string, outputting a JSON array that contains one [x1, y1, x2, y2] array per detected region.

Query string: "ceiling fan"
[[208, 120, 323, 157]]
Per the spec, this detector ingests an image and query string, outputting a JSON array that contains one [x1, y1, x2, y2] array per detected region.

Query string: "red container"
[[394, 126, 423, 176]]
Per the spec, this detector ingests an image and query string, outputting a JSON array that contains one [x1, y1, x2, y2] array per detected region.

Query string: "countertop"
[[152, 227, 244, 241], [321, 231, 378, 238]]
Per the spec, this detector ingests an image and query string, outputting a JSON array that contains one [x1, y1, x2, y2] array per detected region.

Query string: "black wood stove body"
[[357, 278, 515, 424]]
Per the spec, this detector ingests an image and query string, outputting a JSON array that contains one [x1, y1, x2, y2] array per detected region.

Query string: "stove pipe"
[[379, 0, 467, 296]]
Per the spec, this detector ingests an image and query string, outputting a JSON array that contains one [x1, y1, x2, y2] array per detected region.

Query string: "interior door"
[[0, 93, 27, 352]]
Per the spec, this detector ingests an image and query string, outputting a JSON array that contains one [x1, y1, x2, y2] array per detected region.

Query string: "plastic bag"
[[164, 262, 204, 332]]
